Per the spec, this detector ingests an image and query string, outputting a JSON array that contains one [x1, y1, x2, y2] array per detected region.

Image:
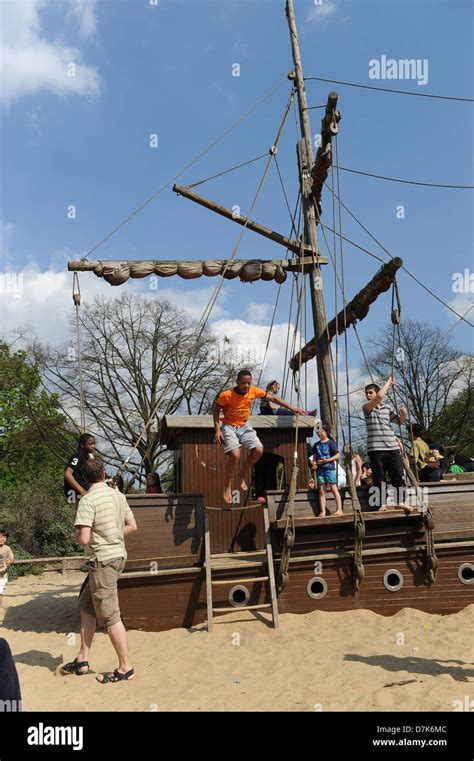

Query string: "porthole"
[[306, 577, 328, 600], [228, 585, 250, 607], [383, 569, 404, 592], [458, 563, 474, 585]]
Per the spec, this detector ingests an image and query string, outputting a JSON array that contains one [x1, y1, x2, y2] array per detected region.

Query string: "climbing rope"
[[277, 454, 298, 593], [334, 133, 366, 589], [388, 283, 438, 584], [204, 503, 263, 512], [277, 201, 307, 594], [257, 191, 301, 389], [72, 272, 85, 432]]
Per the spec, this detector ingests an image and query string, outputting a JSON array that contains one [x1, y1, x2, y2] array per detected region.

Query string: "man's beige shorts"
[[79, 557, 126, 627]]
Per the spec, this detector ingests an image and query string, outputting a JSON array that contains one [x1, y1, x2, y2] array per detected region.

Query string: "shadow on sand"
[[2, 580, 83, 635], [344, 653, 474, 682]]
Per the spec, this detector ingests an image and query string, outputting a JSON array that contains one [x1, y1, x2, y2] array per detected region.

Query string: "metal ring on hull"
[[307, 577, 328, 600], [383, 569, 404, 592], [458, 563, 474, 585], [228, 585, 250, 607]]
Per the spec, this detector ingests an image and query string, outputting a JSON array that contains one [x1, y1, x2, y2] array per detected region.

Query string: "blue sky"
[[1, 0, 473, 410]]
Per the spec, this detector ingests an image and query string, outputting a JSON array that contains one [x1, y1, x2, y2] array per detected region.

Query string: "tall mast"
[[286, 0, 335, 429]]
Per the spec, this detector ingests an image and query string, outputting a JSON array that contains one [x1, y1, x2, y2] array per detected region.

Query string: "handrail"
[[10, 556, 85, 575]]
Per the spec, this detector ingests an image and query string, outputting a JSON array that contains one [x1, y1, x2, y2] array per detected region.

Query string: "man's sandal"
[[61, 659, 92, 676], [96, 668, 135, 684]]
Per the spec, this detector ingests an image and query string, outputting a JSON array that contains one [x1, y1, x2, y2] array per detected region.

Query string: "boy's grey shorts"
[[221, 423, 263, 454]]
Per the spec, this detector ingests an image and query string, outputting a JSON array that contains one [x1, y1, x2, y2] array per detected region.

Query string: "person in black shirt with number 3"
[[64, 433, 96, 504]]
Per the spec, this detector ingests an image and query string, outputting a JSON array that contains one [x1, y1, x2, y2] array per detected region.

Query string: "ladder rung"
[[212, 603, 272, 613], [211, 576, 269, 585], [210, 562, 265, 571], [210, 551, 266, 559]]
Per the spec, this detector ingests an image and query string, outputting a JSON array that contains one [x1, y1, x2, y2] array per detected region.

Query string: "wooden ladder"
[[204, 506, 279, 632]]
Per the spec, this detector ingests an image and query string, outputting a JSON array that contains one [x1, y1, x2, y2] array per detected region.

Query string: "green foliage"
[[0, 475, 79, 558], [429, 384, 474, 456], [0, 341, 76, 491], [0, 342, 79, 564]]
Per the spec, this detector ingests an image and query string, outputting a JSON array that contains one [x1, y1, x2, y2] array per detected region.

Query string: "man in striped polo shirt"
[[363, 377, 409, 510], [62, 459, 138, 683]]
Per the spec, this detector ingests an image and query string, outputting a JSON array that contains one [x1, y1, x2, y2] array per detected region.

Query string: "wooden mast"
[[286, 0, 335, 429]]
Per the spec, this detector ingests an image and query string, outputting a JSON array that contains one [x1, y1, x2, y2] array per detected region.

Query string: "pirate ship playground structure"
[[68, 1, 474, 632]]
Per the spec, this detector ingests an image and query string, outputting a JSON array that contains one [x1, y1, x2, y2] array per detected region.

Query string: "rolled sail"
[[68, 259, 288, 286]]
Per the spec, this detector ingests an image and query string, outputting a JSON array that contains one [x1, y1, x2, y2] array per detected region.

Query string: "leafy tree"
[[0, 341, 75, 490], [428, 383, 474, 455], [35, 294, 245, 483], [0, 342, 78, 563]]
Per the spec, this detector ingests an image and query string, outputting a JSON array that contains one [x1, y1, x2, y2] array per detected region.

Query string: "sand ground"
[[1, 571, 473, 712]]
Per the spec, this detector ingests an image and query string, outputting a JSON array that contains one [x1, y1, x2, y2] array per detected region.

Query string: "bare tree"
[[364, 319, 473, 433], [32, 294, 246, 482]]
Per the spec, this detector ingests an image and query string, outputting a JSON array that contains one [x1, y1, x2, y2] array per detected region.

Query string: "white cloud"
[[446, 293, 474, 327], [0, 220, 14, 259], [158, 283, 229, 321], [66, 0, 98, 38], [0, 260, 233, 346], [26, 105, 43, 135], [210, 316, 314, 398], [305, 1, 338, 25], [246, 301, 271, 324], [0, 0, 100, 107]]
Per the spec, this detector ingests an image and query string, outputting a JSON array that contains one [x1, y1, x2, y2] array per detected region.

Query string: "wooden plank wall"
[[180, 428, 310, 508], [124, 493, 204, 569], [278, 545, 474, 616], [177, 427, 311, 553]]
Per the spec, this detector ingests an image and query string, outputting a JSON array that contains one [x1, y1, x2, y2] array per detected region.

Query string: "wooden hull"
[[278, 545, 474, 616], [118, 481, 474, 631]]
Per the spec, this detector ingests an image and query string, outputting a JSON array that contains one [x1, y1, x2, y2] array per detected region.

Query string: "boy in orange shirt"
[[214, 369, 305, 504]]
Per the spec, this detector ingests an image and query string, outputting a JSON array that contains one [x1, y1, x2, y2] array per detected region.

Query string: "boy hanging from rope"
[[214, 369, 305, 504], [363, 377, 414, 513]]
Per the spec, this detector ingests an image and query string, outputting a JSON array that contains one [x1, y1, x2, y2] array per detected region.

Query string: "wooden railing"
[[11, 556, 85, 575]]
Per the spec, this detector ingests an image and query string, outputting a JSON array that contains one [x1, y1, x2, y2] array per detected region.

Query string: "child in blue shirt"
[[312, 424, 343, 517]]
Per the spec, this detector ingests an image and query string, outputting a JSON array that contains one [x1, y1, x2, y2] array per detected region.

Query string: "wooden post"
[[173, 184, 316, 256], [311, 92, 341, 216], [286, 0, 335, 430], [289, 257, 404, 370], [204, 512, 213, 633]]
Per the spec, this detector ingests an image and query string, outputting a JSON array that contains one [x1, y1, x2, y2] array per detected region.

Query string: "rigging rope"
[[277, 205, 306, 595], [115, 87, 296, 476], [387, 279, 439, 583], [338, 166, 474, 190], [304, 76, 474, 102], [334, 132, 365, 589], [80, 78, 287, 262], [72, 272, 85, 432], [257, 192, 301, 388], [323, 183, 474, 327], [185, 152, 268, 189]]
